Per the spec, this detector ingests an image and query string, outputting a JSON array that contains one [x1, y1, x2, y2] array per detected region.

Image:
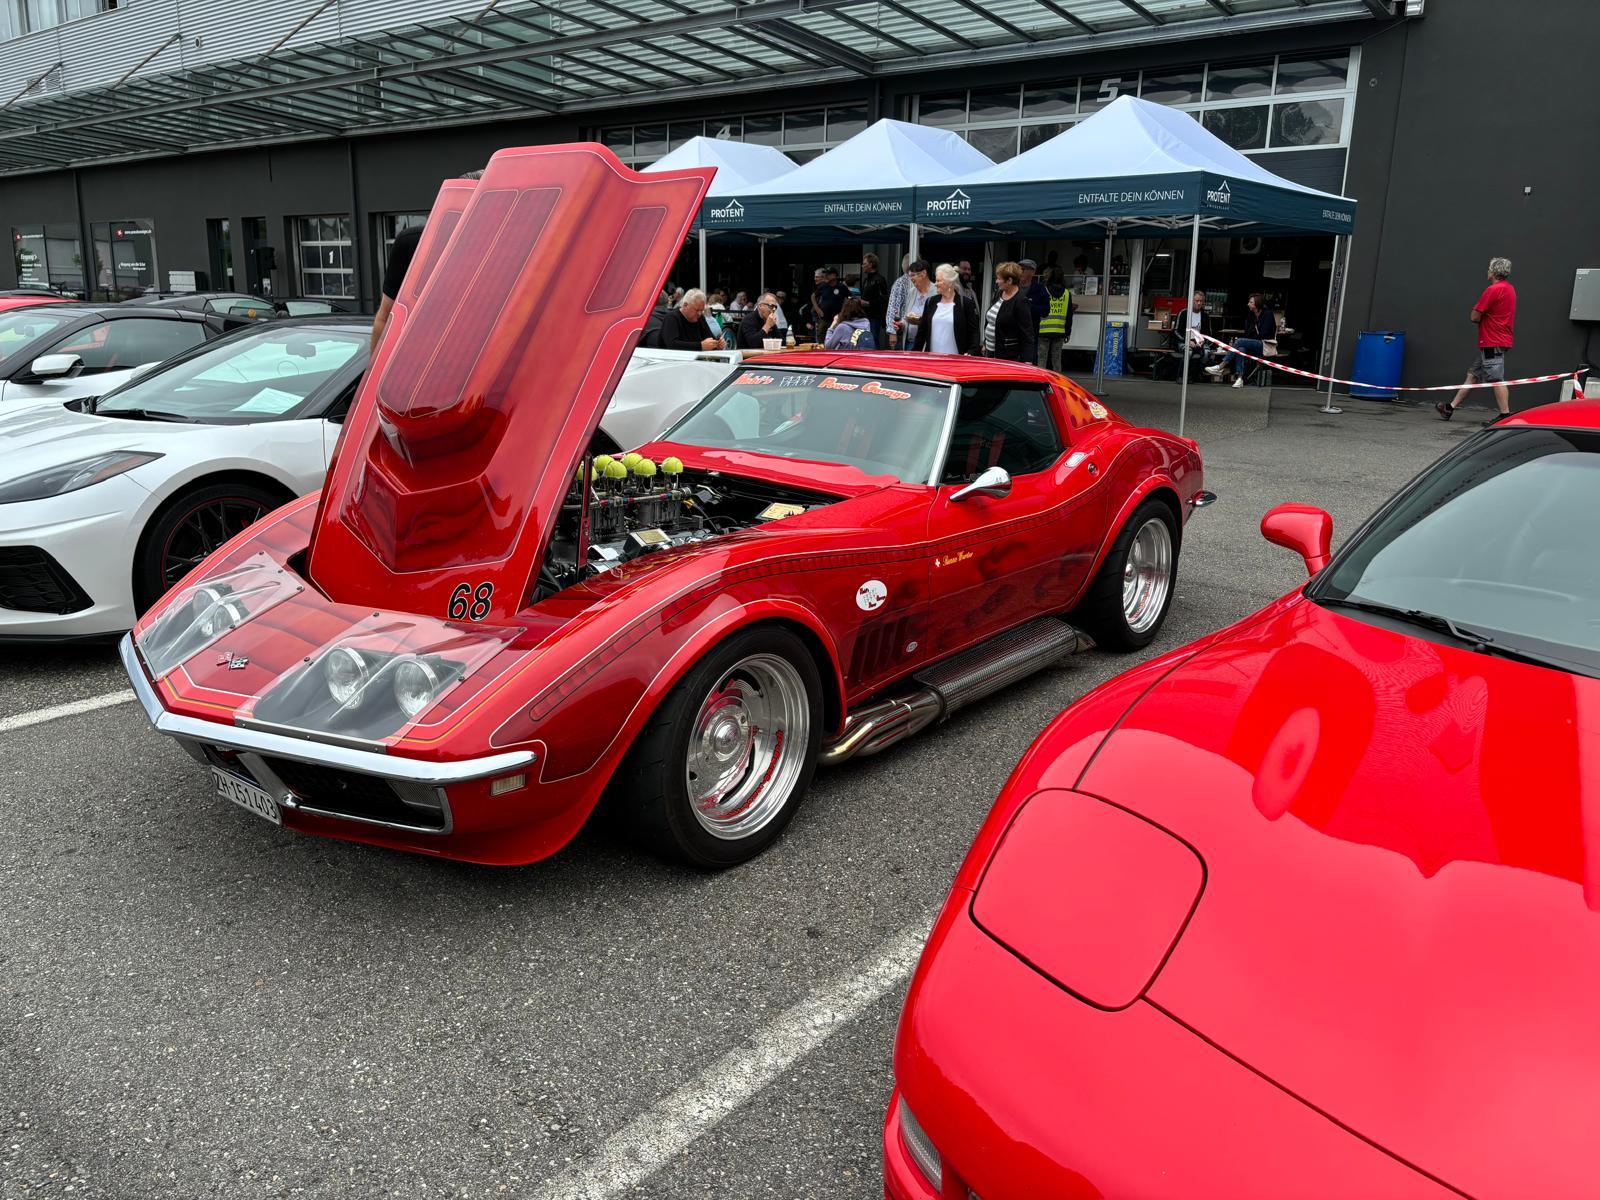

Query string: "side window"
[[51, 318, 206, 375], [324, 374, 364, 422], [941, 383, 1063, 484]]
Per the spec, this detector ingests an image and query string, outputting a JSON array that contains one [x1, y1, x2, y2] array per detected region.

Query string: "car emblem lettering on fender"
[[856, 580, 888, 611]]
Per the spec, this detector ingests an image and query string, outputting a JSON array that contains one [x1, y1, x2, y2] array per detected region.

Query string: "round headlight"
[[392, 655, 441, 719], [190, 586, 242, 637], [323, 646, 369, 706]]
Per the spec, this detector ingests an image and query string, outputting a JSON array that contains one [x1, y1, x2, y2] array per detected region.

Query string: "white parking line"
[[0, 689, 135, 734], [533, 923, 928, 1200]]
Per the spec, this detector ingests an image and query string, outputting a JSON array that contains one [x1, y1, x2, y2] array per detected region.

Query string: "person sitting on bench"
[[1206, 293, 1277, 386]]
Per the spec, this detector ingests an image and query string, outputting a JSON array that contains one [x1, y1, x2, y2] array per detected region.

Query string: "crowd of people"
[[651, 252, 1085, 367]]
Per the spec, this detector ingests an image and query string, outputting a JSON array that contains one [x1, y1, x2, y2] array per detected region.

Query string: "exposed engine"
[[538, 453, 838, 596]]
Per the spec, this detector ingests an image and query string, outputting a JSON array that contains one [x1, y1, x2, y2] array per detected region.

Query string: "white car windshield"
[[1314, 426, 1600, 678], [0, 308, 76, 364], [667, 367, 953, 483], [97, 325, 365, 423]]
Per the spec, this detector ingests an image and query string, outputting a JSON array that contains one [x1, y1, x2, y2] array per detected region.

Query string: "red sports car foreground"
[[120, 143, 1206, 868], [886, 401, 1600, 1198]]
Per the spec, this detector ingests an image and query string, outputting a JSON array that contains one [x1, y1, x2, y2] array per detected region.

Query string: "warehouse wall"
[[1342, 0, 1600, 401]]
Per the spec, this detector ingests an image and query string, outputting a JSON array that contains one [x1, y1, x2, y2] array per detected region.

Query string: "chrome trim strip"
[[119, 634, 536, 785]]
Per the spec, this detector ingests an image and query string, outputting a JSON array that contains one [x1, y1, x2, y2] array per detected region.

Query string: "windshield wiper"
[[96, 407, 193, 422], [1320, 596, 1581, 672]]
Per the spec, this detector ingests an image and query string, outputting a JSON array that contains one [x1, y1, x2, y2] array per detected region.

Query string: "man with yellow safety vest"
[[1037, 267, 1073, 374]]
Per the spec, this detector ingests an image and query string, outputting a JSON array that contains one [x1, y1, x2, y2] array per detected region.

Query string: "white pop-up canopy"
[[643, 135, 799, 292], [918, 95, 1356, 237], [697, 118, 993, 240], [916, 96, 1359, 430], [644, 135, 797, 207]]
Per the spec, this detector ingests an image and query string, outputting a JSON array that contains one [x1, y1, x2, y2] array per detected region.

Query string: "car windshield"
[[0, 308, 76, 365], [96, 325, 364, 423], [666, 367, 953, 483], [1314, 426, 1600, 677]]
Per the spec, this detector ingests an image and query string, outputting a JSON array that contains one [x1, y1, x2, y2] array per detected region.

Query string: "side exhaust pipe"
[[821, 617, 1091, 767]]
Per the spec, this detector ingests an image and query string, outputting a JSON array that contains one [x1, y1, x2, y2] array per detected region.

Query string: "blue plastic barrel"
[[1349, 330, 1406, 398]]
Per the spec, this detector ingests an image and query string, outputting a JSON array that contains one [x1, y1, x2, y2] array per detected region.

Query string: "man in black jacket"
[[858, 253, 890, 352], [735, 292, 783, 349], [659, 290, 725, 351]]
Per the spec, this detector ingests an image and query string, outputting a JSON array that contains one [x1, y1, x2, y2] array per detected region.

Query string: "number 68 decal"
[[448, 581, 494, 621]]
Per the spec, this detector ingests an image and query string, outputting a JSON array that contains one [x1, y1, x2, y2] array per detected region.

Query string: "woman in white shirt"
[[912, 263, 979, 355]]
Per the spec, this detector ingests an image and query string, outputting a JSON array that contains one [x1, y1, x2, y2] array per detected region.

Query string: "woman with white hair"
[[911, 263, 979, 355]]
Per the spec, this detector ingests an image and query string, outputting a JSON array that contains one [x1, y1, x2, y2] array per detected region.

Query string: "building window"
[[376, 211, 427, 293], [88, 220, 157, 301], [598, 105, 862, 167], [207, 218, 233, 293], [12, 223, 85, 296], [914, 49, 1357, 158], [3, 0, 115, 40], [294, 215, 355, 299]]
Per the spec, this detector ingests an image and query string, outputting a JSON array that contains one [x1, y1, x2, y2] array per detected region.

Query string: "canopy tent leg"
[[758, 237, 766, 295], [1178, 213, 1201, 439], [909, 223, 920, 262], [698, 229, 708, 294], [1320, 233, 1349, 416], [1093, 223, 1114, 395]]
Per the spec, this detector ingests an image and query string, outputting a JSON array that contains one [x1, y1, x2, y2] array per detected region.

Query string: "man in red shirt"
[[1438, 257, 1516, 420]]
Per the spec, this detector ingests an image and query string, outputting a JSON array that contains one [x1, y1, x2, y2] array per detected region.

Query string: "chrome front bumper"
[[119, 633, 537, 786]]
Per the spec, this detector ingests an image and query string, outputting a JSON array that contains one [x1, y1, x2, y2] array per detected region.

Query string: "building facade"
[[0, 0, 1594, 393]]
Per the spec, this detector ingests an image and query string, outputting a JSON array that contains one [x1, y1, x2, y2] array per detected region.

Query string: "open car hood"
[[306, 145, 712, 622]]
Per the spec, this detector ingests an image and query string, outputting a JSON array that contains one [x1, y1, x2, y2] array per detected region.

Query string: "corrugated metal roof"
[[0, 0, 1394, 175]]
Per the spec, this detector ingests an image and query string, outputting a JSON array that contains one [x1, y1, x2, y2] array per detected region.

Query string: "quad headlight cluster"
[[320, 645, 453, 719]]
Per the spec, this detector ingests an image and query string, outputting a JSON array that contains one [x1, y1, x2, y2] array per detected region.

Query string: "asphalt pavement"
[[0, 384, 1489, 1199]]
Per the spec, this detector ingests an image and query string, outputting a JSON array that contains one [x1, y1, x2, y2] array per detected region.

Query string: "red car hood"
[[307, 144, 712, 621], [1082, 596, 1600, 1197]]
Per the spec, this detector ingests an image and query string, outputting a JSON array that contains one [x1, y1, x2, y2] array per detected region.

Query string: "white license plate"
[[212, 766, 283, 826]]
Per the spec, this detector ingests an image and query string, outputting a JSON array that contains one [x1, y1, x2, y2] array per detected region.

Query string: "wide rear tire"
[[608, 626, 823, 868]]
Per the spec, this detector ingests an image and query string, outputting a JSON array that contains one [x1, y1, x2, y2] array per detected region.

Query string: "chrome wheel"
[[1122, 516, 1173, 634], [685, 652, 810, 841]]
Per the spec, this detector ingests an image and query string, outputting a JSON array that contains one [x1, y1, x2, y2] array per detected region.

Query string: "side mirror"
[[1261, 502, 1333, 576], [951, 465, 1012, 502], [126, 361, 161, 381], [29, 353, 83, 380]]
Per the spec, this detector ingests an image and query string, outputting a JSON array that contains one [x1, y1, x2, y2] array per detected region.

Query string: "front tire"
[[610, 626, 823, 868], [133, 483, 283, 613], [1073, 499, 1179, 651]]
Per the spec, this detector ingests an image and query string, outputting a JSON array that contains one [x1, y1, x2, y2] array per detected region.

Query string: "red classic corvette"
[[886, 401, 1600, 1198], [120, 143, 1207, 867]]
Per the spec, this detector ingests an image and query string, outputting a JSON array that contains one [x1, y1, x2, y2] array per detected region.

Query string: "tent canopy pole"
[[1093, 222, 1114, 395], [1178, 212, 1201, 438], [909, 222, 920, 262], [697, 229, 707, 294], [1320, 232, 1350, 416]]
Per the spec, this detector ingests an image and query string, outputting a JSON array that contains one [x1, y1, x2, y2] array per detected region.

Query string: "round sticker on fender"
[[856, 579, 888, 612]]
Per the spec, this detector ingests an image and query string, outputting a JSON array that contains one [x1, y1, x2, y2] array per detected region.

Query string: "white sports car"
[[0, 320, 739, 641]]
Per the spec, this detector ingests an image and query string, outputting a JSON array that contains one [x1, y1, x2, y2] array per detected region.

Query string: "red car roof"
[[745, 350, 1066, 386]]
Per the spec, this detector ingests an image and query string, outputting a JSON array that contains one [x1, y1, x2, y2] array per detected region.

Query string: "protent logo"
[[708, 198, 745, 220], [1206, 180, 1232, 206], [924, 187, 972, 214]]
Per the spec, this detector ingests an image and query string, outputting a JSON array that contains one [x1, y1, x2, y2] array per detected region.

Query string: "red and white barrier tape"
[[1188, 332, 1585, 392]]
